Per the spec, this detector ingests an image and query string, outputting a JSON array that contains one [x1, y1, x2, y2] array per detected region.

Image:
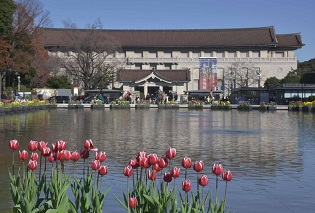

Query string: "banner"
[[199, 58, 217, 90]]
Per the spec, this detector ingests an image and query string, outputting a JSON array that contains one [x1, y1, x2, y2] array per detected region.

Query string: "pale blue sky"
[[41, 0, 315, 62]]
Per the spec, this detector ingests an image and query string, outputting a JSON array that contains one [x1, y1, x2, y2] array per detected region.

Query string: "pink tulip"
[[166, 147, 176, 159], [181, 156, 192, 169], [41, 147, 51, 157], [71, 151, 80, 162], [148, 169, 157, 181], [91, 160, 100, 170], [38, 141, 47, 152], [163, 172, 172, 183], [84, 139, 98, 151], [123, 165, 133, 177], [95, 151, 106, 162], [148, 153, 159, 165], [28, 140, 38, 151], [198, 175, 209, 187], [129, 157, 139, 169], [19, 150, 28, 161], [193, 161, 204, 173], [171, 167, 180, 178], [158, 156, 168, 168], [31, 152, 39, 161], [129, 197, 137, 208], [182, 180, 192, 192], [98, 165, 108, 176], [28, 160, 38, 170], [222, 170, 233, 181], [9, 140, 19, 150], [212, 164, 223, 176]]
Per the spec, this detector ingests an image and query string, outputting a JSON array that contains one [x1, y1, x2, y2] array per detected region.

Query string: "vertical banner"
[[199, 58, 217, 90]]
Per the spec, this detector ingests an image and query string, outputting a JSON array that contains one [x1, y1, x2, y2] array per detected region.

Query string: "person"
[[1, 92, 7, 100], [209, 90, 214, 104], [98, 93, 103, 102], [174, 92, 178, 102]]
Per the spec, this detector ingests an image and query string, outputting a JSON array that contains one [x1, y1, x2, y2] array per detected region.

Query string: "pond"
[[0, 109, 314, 212]]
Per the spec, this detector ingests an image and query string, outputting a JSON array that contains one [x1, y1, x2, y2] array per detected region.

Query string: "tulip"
[[123, 165, 133, 177], [198, 174, 209, 187], [31, 152, 39, 161], [222, 170, 233, 181], [181, 156, 192, 169], [212, 164, 223, 176], [222, 169, 233, 202], [137, 150, 147, 159], [148, 153, 158, 165], [70, 151, 80, 162], [148, 169, 157, 181], [9, 140, 19, 150], [38, 141, 47, 152], [91, 160, 100, 170], [213, 164, 224, 198], [28, 160, 38, 170], [95, 151, 106, 162], [152, 163, 162, 172], [84, 139, 98, 151], [182, 180, 192, 193], [52, 140, 67, 152], [129, 196, 137, 208], [171, 167, 180, 179], [138, 156, 149, 168], [193, 161, 204, 173], [166, 147, 176, 160], [129, 157, 139, 169], [48, 153, 56, 163], [158, 156, 168, 168], [80, 149, 89, 159], [28, 140, 38, 151], [41, 147, 51, 157], [57, 150, 71, 161], [98, 165, 108, 176], [163, 172, 172, 183], [19, 150, 28, 161]]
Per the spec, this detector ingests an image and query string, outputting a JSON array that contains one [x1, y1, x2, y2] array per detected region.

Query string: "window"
[[252, 52, 260, 58], [163, 52, 171, 58], [181, 52, 189, 58], [134, 51, 142, 58], [228, 52, 236, 58], [192, 52, 200, 58], [241, 52, 248, 57], [149, 52, 157, 58], [216, 52, 223, 58], [275, 52, 284, 58]]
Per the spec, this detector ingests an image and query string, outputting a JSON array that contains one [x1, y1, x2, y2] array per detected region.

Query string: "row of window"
[[50, 51, 286, 59]]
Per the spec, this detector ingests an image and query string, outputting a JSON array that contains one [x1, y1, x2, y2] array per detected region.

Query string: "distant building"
[[40, 26, 303, 97]]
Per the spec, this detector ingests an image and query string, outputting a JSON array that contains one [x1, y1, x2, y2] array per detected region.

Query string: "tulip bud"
[[163, 172, 172, 183], [31, 152, 39, 161], [198, 175, 209, 187], [28, 160, 38, 170], [48, 153, 56, 163], [80, 149, 89, 159], [9, 140, 19, 150], [70, 151, 80, 162], [91, 160, 101, 170], [148, 153, 158, 165], [41, 147, 51, 157], [166, 147, 176, 160], [123, 165, 133, 177], [84, 139, 98, 151], [129, 158, 139, 169], [98, 165, 108, 176], [171, 167, 180, 178], [129, 197, 137, 208], [95, 151, 106, 162], [38, 141, 47, 152], [193, 161, 204, 173], [152, 163, 162, 172], [222, 170, 233, 181], [148, 169, 157, 181], [212, 164, 223, 176], [28, 140, 38, 151], [181, 156, 192, 169], [158, 156, 168, 168], [182, 180, 192, 192], [19, 150, 28, 161]]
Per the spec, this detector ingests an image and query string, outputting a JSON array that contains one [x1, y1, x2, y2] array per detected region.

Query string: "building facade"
[[41, 26, 303, 98]]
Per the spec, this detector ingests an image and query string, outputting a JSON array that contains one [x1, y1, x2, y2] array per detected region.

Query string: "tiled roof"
[[276, 33, 304, 48], [116, 69, 191, 82], [40, 26, 303, 49]]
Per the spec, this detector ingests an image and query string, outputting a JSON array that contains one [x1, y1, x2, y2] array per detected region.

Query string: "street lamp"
[[17, 75, 21, 92]]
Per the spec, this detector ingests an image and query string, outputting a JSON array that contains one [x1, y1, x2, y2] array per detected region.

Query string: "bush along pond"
[[8, 140, 233, 213]]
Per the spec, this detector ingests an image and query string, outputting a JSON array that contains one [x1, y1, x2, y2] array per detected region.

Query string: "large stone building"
[[41, 26, 303, 97]]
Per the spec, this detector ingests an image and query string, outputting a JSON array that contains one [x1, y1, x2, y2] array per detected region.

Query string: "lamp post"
[[17, 75, 20, 92]]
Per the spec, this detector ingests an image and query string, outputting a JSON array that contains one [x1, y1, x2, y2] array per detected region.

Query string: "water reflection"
[[0, 109, 314, 212]]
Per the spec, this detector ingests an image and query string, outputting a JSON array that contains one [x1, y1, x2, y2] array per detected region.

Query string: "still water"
[[0, 109, 314, 212]]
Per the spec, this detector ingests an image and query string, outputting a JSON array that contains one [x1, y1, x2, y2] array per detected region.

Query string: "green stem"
[[12, 151, 15, 176]]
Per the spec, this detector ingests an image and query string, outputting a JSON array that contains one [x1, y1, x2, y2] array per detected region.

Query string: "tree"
[[0, 0, 51, 96], [264, 76, 280, 88], [0, 0, 16, 94], [60, 19, 122, 90], [300, 72, 315, 84], [281, 70, 301, 84], [46, 75, 72, 89], [229, 61, 261, 88]]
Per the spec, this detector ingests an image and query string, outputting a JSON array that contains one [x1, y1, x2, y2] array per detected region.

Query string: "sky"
[[41, 0, 315, 62]]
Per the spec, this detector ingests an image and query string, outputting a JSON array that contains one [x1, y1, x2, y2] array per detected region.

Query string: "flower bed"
[[237, 101, 251, 110], [8, 139, 233, 212], [211, 101, 231, 110], [188, 101, 203, 110]]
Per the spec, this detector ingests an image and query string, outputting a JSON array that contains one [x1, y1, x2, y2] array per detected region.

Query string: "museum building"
[[40, 26, 303, 97]]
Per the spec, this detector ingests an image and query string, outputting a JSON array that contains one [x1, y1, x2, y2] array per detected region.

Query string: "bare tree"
[[60, 19, 122, 90], [229, 61, 261, 88]]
